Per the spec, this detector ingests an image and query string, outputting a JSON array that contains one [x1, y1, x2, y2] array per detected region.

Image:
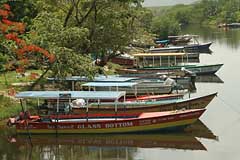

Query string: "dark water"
[[1, 25, 240, 160]]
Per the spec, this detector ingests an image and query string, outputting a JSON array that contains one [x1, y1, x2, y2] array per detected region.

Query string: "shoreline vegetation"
[[149, 0, 240, 38]]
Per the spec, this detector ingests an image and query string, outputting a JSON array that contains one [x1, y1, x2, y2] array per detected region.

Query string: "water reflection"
[[196, 74, 224, 83], [0, 119, 218, 160], [181, 25, 240, 50]]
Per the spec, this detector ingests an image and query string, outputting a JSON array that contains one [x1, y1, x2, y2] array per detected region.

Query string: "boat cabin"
[[15, 91, 126, 115], [133, 52, 190, 68]]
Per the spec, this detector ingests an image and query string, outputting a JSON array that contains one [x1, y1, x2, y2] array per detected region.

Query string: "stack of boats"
[[117, 34, 223, 88], [7, 34, 222, 135]]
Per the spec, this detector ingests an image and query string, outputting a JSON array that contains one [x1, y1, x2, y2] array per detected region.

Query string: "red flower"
[[19, 58, 29, 65], [3, 4, 11, 11], [12, 22, 25, 33], [0, 23, 8, 33], [0, 9, 10, 18], [29, 72, 39, 80], [5, 33, 18, 40], [48, 54, 56, 63], [2, 19, 13, 25], [16, 67, 24, 73]]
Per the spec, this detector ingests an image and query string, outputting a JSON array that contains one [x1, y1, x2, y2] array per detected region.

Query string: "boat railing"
[[15, 91, 127, 123]]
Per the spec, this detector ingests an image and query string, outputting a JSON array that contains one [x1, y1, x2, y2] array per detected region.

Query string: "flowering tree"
[[0, 3, 55, 89]]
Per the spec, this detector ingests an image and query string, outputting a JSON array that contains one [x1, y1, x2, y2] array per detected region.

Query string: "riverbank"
[[0, 95, 22, 120]]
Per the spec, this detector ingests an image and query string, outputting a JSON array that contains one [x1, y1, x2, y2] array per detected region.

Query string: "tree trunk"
[[28, 64, 54, 90]]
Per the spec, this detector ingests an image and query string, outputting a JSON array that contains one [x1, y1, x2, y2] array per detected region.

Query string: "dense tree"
[[151, 16, 180, 39], [28, 0, 151, 68], [151, 0, 240, 28]]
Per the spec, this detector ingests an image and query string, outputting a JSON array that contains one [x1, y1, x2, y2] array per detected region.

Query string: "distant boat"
[[150, 42, 212, 53], [151, 35, 212, 53], [120, 52, 223, 75], [218, 23, 240, 28], [110, 53, 134, 66], [168, 35, 192, 45]]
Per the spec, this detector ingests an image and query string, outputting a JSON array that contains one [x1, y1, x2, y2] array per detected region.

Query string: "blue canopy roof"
[[16, 91, 126, 100], [47, 75, 138, 82], [94, 75, 138, 82], [81, 82, 138, 87], [155, 39, 169, 44]]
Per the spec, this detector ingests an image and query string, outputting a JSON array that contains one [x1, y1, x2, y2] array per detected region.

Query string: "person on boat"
[[71, 99, 86, 108], [162, 75, 177, 86]]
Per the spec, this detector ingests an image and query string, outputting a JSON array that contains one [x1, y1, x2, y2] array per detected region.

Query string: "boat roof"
[[47, 76, 88, 81], [47, 75, 138, 82], [168, 35, 199, 38], [15, 91, 126, 100], [149, 46, 184, 50], [82, 82, 138, 87], [133, 52, 186, 57], [94, 75, 138, 82]]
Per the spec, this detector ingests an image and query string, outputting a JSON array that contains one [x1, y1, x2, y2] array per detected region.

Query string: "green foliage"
[[149, 0, 240, 29], [0, 95, 21, 120], [1, 0, 153, 79], [0, 54, 7, 72], [151, 16, 180, 39], [0, 0, 38, 26], [50, 47, 98, 78], [30, 11, 96, 78]]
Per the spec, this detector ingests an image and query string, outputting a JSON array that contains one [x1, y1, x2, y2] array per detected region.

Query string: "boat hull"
[[15, 109, 205, 134], [150, 42, 212, 53], [72, 93, 217, 114], [121, 64, 223, 75]]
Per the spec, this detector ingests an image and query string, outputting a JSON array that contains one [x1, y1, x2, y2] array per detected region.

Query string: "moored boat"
[[72, 92, 216, 114], [129, 52, 223, 75], [151, 35, 212, 53], [81, 81, 173, 95], [8, 91, 208, 134], [9, 109, 205, 134], [12, 91, 216, 114]]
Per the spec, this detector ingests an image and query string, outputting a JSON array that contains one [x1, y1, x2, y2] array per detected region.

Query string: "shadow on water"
[[196, 74, 224, 83], [0, 119, 218, 160]]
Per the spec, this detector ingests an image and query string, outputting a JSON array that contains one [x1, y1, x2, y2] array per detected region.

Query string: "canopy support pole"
[[115, 99, 117, 120], [86, 99, 89, 123]]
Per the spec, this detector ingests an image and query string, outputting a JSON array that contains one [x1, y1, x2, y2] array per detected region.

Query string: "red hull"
[[12, 109, 205, 134]]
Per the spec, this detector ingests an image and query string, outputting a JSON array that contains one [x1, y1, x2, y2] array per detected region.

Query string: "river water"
[[1, 27, 240, 159]]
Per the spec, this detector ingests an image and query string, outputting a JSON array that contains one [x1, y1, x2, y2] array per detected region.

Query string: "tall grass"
[[0, 95, 22, 120]]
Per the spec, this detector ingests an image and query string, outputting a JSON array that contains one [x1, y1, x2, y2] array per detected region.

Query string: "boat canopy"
[[47, 75, 138, 82], [94, 76, 138, 82], [133, 52, 186, 57], [168, 35, 199, 38], [82, 82, 138, 87], [15, 91, 126, 100], [47, 76, 88, 81]]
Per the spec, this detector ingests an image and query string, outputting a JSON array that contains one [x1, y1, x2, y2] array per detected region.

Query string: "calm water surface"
[[1, 26, 240, 160]]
